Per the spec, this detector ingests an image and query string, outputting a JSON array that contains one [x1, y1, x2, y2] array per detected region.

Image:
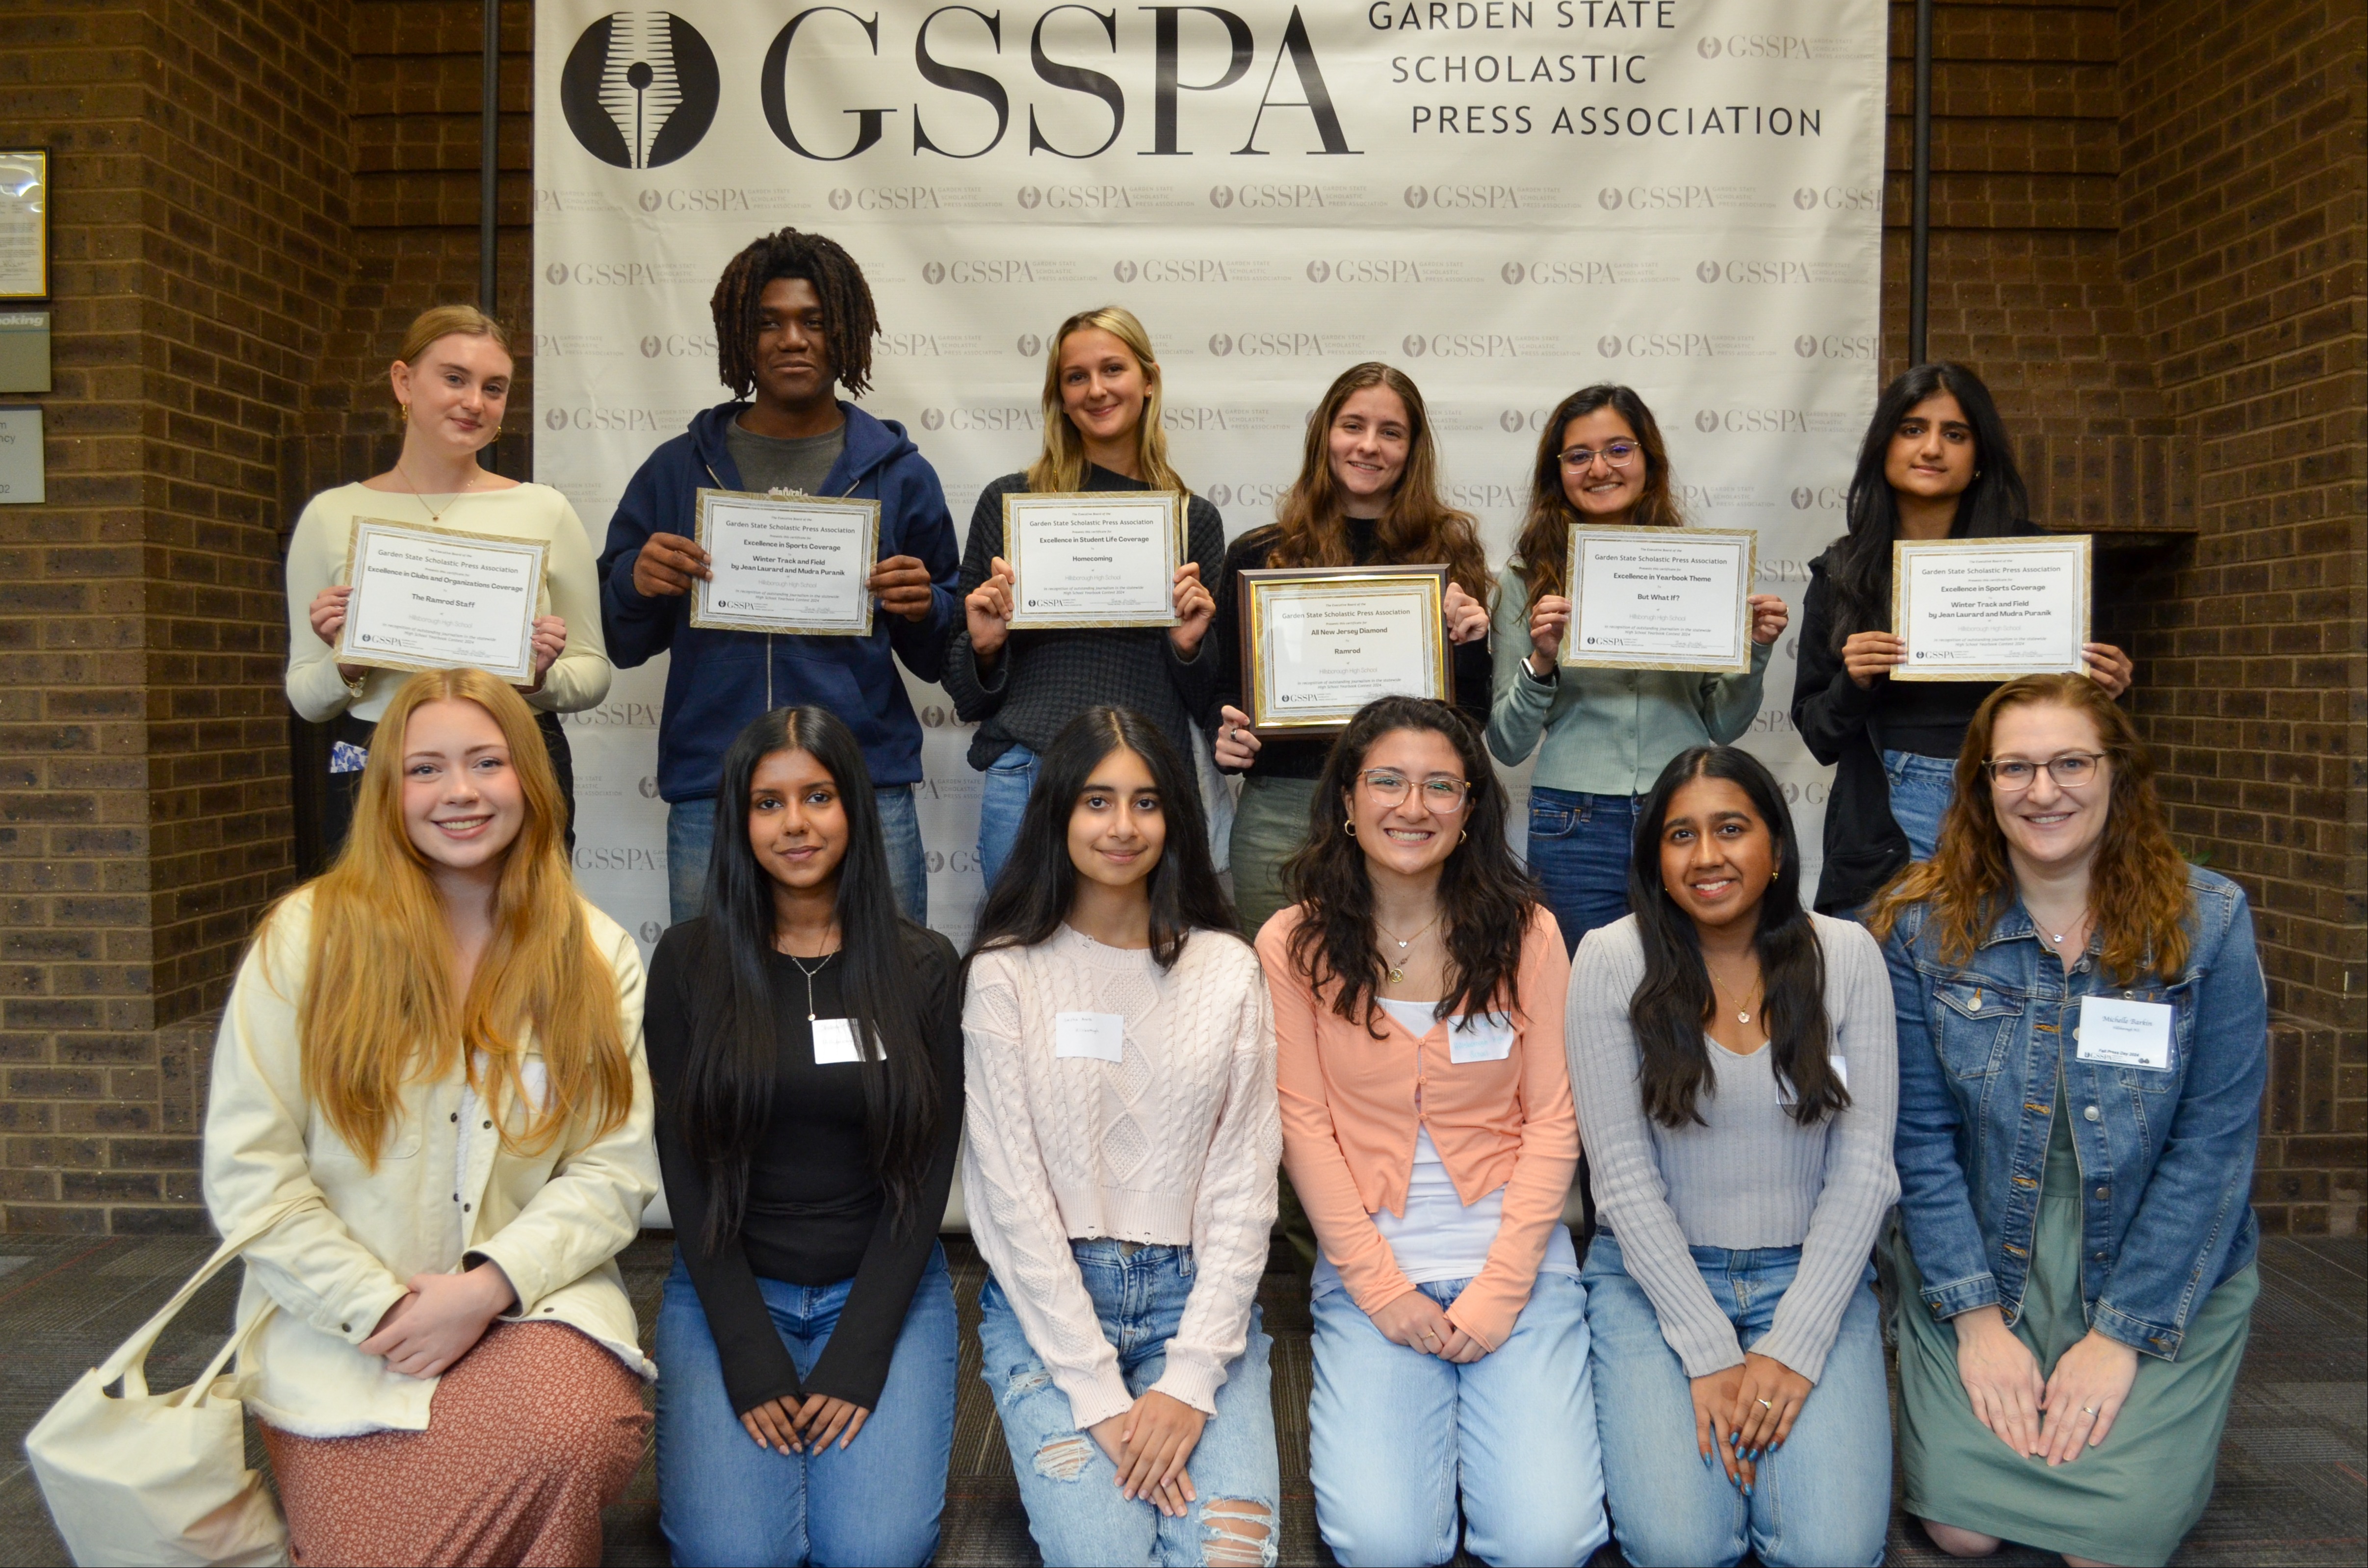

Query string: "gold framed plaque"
[[1001, 490, 1183, 630], [337, 517, 549, 685], [1890, 535, 2091, 682], [1562, 524, 1758, 674], [1237, 565, 1452, 738], [690, 488, 881, 637]]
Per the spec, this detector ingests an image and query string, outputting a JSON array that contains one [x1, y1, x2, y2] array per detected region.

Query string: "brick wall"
[[1878, 0, 2365, 1233], [0, 0, 352, 1230]]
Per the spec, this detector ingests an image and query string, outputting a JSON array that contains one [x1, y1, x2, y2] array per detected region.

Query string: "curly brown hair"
[[1864, 673, 2192, 985], [709, 228, 879, 399]]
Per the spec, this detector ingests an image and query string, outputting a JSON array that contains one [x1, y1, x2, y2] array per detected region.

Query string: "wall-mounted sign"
[[0, 407, 44, 505], [0, 151, 47, 300]]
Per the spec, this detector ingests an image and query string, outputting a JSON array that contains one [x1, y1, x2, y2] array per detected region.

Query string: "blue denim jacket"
[[1885, 865, 2265, 1360]]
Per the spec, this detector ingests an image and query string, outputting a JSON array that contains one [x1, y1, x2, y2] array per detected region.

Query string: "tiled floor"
[[0, 1232, 2356, 1567]]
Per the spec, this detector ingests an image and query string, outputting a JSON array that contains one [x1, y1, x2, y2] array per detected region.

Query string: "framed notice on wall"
[[0, 152, 47, 301]]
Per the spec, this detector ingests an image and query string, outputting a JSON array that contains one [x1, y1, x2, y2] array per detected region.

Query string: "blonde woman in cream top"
[[285, 305, 610, 851]]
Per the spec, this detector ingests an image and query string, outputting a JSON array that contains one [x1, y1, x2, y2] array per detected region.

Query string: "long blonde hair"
[[1025, 306, 1187, 494], [275, 669, 629, 1166], [1266, 362, 1490, 606], [1865, 674, 2193, 985]]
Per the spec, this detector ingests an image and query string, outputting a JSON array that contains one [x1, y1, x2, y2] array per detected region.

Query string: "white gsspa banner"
[[534, 0, 1888, 959]]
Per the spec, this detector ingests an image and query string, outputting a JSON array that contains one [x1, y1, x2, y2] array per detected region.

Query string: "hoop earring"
[[1458, 829, 1467, 844], [1344, 822, 1356, 838]]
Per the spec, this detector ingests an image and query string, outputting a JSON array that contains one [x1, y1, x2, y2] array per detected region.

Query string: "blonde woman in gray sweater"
[[1566, 745, 1897, 1568]]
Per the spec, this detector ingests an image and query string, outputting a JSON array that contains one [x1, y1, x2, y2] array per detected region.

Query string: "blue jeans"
[[1524, 786, 1641, 955], [654, 1245, 958, 1567], [1881, 749, 1955, 864], [1308, 1272, 1608, 1568], [667, 785, 927, 926], [1582, 1230, 1890, 1568], [975, 742, 1040, 894], [977, 1242, 1279, 1568]]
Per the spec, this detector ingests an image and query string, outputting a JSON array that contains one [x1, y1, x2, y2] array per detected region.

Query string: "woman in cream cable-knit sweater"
[[962, 707, 1281, 1568]]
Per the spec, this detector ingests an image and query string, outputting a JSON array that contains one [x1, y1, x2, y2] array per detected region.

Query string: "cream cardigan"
[[202, 887, 658, 1438]]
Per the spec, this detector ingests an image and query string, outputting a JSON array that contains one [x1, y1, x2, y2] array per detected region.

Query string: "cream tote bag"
[[25, 1197, 307, 1567]]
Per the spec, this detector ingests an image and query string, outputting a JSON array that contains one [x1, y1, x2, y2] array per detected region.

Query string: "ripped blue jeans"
[[977, 1242, 1280, 1568]]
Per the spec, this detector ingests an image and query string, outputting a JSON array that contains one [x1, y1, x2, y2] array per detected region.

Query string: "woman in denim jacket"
[[1869, 673, 2265, 1568]]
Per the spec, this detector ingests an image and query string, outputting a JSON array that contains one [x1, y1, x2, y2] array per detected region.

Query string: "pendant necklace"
[[1706, 961, 1762, 1026], [786, 948, 837, 1022], [1374, 910, 1443, 985], [395, 456, 470, 526]]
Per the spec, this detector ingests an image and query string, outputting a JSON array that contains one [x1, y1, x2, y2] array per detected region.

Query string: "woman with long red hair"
[[1871, 673, 2265, 1567], [204, 668, 656, 1566]]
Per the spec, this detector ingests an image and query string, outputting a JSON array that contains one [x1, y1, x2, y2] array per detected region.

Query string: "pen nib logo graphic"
[[561, 12, 719, 169]]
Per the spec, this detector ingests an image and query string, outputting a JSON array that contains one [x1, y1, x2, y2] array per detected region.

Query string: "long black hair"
[[967, 708, 1238, 968], [710, 227, 880, 399], [1824, 361, 2029, 651], [1283, 696, 1539, 1034], [1627, 745, 1844, 1128], [678, 707, 938, 1250]]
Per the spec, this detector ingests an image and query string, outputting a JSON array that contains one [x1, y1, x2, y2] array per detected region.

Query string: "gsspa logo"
[[559, 12, 719, 169], [1306, 261, 1332, 282], [1403, 186, 1429, 209], [1597, 188, 1623, 209], [1696, 35, 1722, 57], [920, 408, 945, 430], [1113, 260, 1138, 282], [828, 188, 853, 209], [1796, 335, 1818, 357], [1696, 261, 1722, 283], [1017, 186, 1043, 208], [1209, 334, 1235, 357], [1208, 186, 1235, 208], [1695, 410, 1719, 433], [1501, 262, 1526, 284], [1598, 335, 1622, 357], [1401, 334, 1427, 357], [921, 262, 947, 284], [1794, 188, 1819, 210], [1016, 334, 1042, 356]]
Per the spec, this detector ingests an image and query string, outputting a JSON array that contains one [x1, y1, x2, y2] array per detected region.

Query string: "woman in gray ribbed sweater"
[[1565, 745, 1897, 1568]]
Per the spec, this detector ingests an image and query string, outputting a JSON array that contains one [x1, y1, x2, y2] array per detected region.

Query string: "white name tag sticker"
[[1450, 1016, 1517, 1065], [1055, 1011, 1125, 1063], [2076, 997, 2174, 1071], [811, 1019, 864, 1066]]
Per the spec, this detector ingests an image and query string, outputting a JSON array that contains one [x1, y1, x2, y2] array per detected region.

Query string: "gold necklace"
[[1705, 959, 1763, 1026], [1375, 909, 1443, 985], [395, 457, 474, 526]]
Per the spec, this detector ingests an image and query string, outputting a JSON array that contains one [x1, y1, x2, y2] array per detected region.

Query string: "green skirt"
[[1889, 1107, 2258, 1567]]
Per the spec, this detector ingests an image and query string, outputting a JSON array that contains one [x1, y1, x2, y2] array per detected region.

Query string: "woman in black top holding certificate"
[[944, 307, 1225, 891], [1791, 363, 2134, 917], [647, 705, 963, 1568], [1208, 361, 1495, 941]]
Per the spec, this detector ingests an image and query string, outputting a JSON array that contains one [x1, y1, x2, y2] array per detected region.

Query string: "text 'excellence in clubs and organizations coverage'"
[[338, 518, 550, 685]]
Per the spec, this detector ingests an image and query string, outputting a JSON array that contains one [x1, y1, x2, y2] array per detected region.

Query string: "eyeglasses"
[[1558, 440, 1639, 471], [1983, 752, 2108, 791], [1356, 770, 1473, 812]]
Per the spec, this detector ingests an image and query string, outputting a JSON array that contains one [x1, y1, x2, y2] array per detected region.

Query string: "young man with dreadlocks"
[[599, 229, 961, 925]]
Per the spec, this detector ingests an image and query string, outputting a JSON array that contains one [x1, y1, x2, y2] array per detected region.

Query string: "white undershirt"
[[1311, 998, 1580, 1298]]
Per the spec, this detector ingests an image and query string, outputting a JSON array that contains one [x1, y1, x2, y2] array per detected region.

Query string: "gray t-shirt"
[[724, 419, 845, 496], [1566, 912, 1900, 1382]]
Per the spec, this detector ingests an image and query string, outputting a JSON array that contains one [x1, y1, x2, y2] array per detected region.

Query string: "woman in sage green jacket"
[[1487, 386, 1788, 955]]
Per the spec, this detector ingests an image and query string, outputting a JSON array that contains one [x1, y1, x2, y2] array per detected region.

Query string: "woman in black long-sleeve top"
[[648, 705, 963, 1568], [1791, 363, 2132, 916]]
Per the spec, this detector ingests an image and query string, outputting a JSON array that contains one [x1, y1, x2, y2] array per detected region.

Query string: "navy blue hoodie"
[[597, 401, 960, 802]]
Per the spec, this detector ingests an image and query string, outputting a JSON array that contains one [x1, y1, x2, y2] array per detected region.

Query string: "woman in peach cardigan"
[[1257, 695, 1607, 1568]]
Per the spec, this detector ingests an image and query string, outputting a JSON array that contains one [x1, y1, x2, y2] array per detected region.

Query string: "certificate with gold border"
[[1890, 535, 2091, 681], [691, 488, 880, 637], [1562, 524, 1757, 674], [337, 517, 548, 685], [1002, 490, 1181, 630], [1238, 565, 1451, 737]]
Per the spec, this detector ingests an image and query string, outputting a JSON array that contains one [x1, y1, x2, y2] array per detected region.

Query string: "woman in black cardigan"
[[1791, 363, 2132, 915]]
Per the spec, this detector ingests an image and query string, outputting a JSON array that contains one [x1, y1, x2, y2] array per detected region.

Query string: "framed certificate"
[[1002, 491, 1182, 629], [0, 151, 45, 301], [1562, 525, 1757, 673], [1237, 565, 1452, 737], [690, 489, 880, 637], [1891, 535, 2091, 681], [337, 518, 548, 685]]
